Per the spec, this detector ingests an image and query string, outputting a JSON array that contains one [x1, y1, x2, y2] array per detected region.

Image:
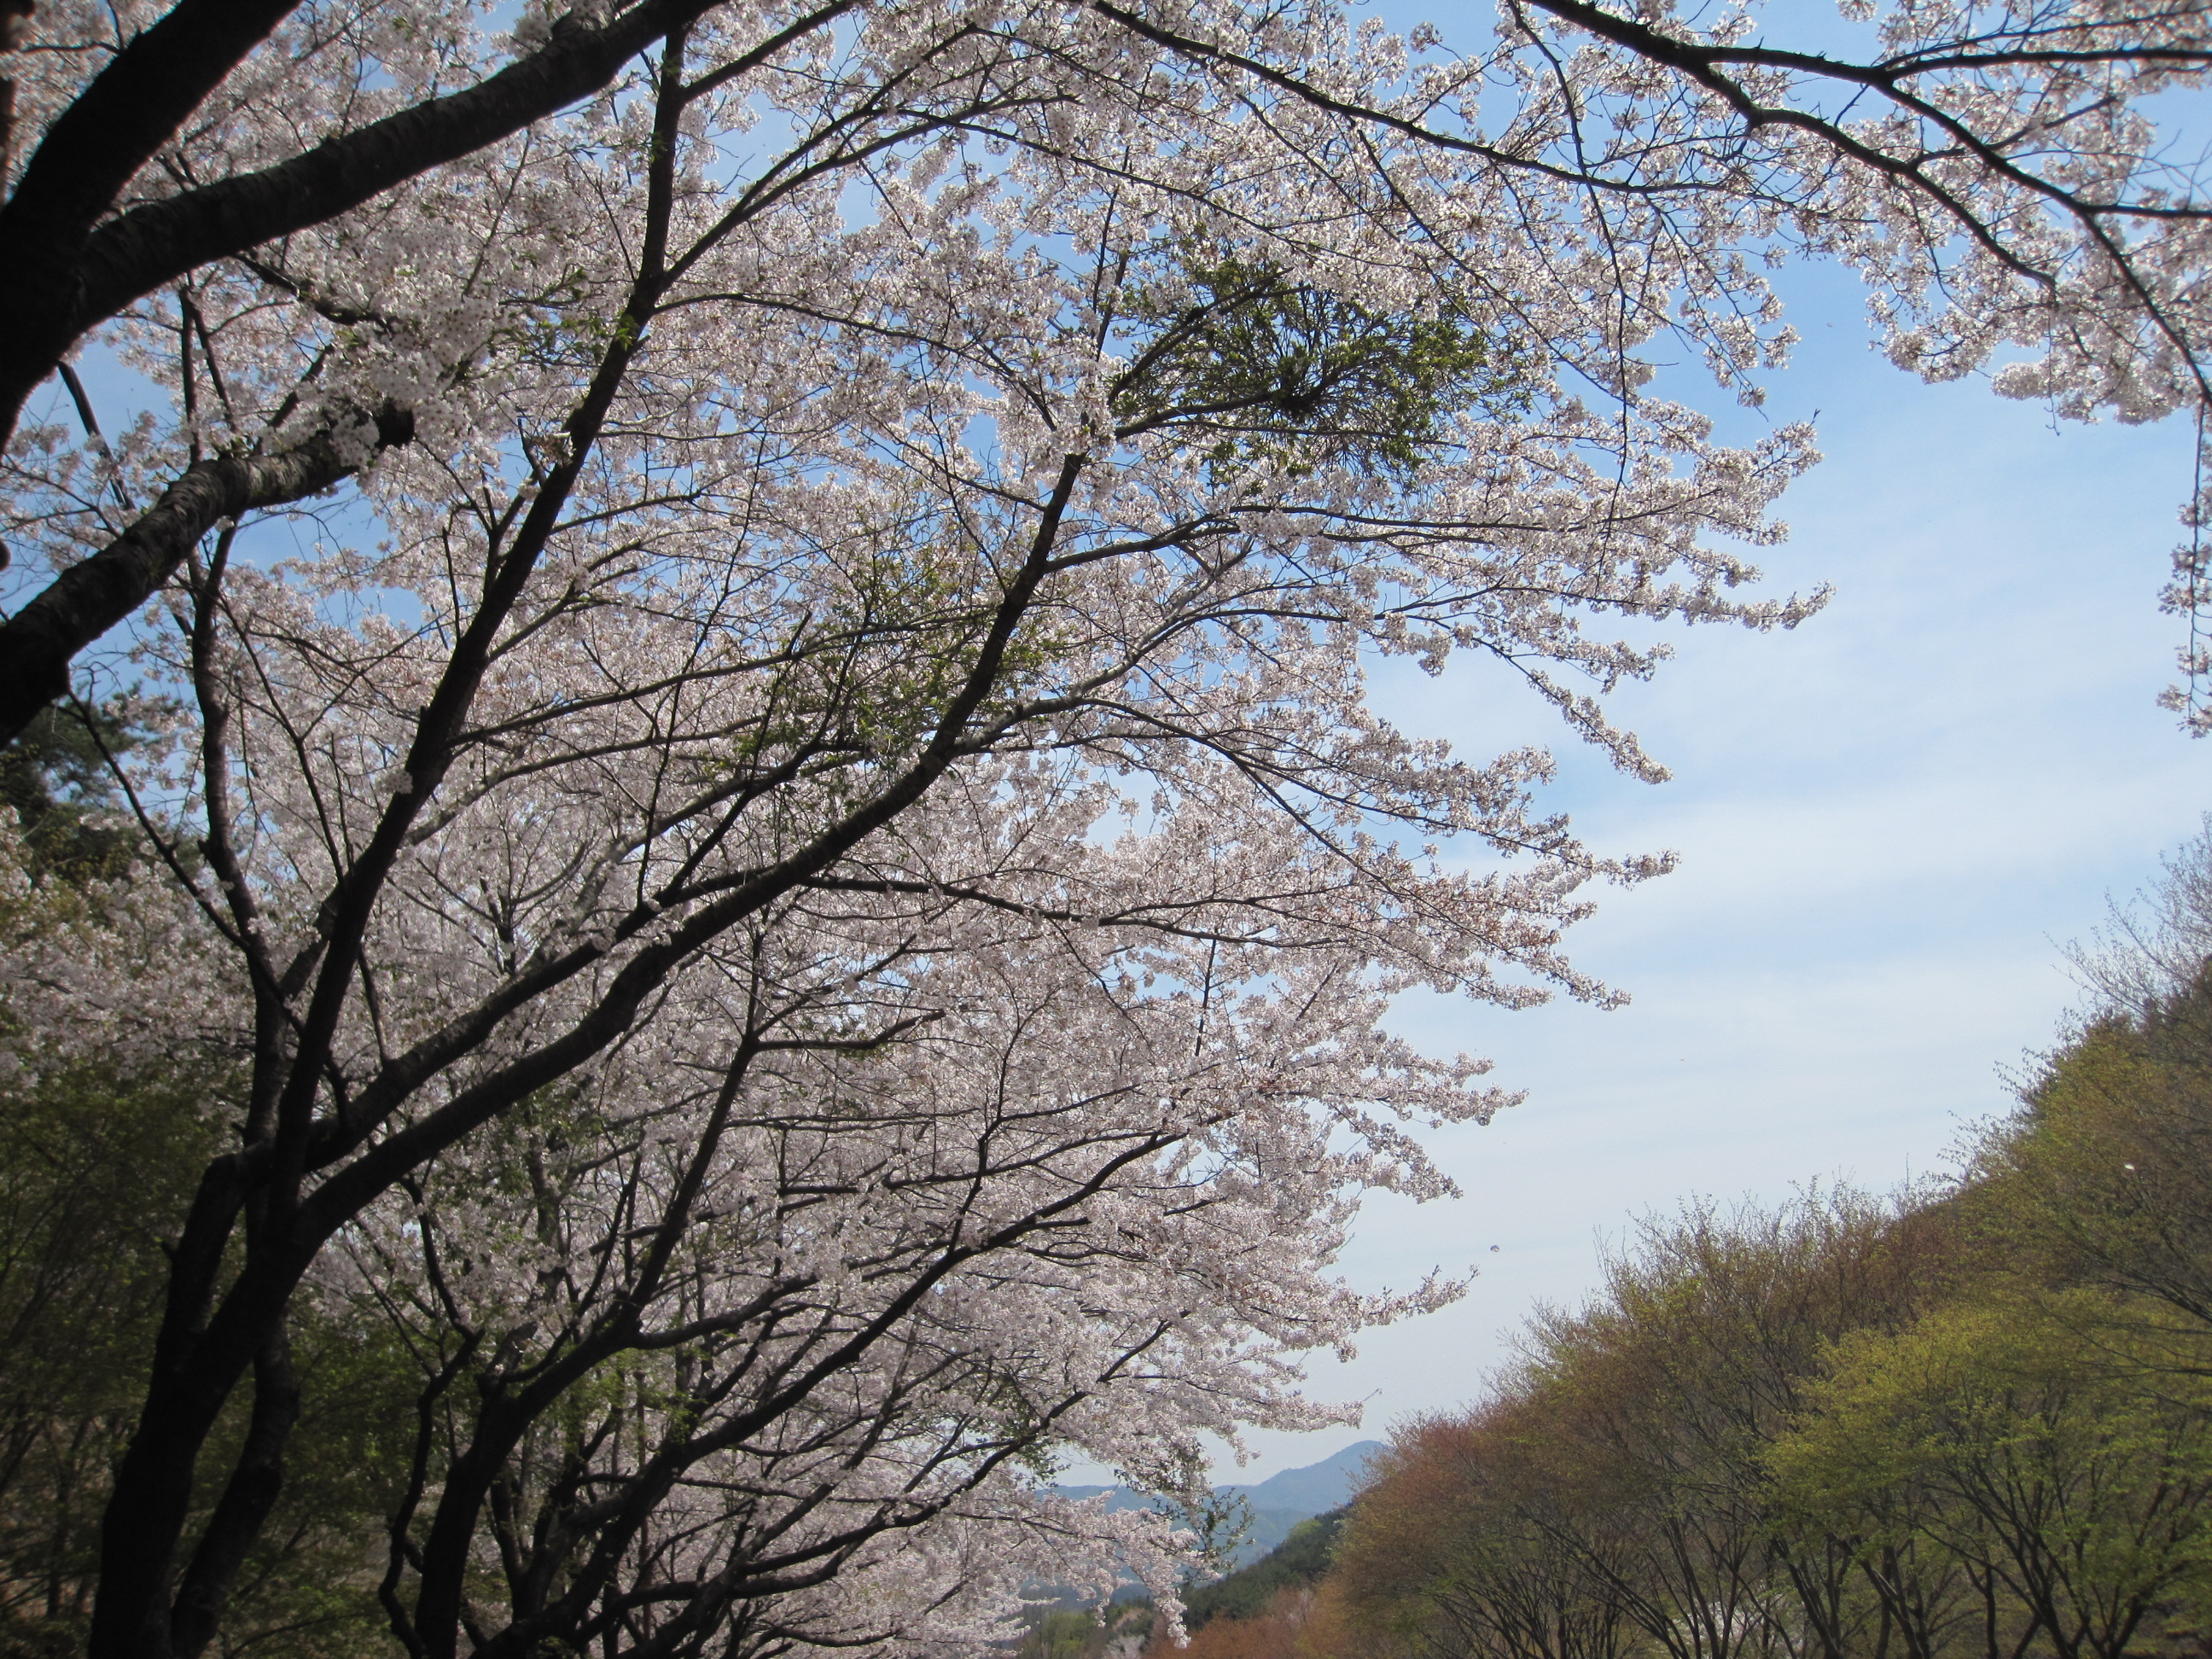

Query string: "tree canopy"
[[1314, 830, 2212, 1659]]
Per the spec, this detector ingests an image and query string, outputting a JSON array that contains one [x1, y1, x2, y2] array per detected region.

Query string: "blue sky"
[[1220, 252, 2212, 1479]]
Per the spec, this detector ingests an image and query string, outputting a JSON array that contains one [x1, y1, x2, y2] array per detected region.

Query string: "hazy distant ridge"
[[1052, 1441, 1382, 1562], [1219, 1441, 1382, 1516]]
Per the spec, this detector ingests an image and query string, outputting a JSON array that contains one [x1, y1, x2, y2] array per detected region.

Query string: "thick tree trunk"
[[169, 1331, 301, 1659], [85, 1237, 311, 1659]]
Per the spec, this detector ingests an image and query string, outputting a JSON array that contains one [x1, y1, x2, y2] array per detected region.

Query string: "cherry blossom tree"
[[0, 0, 2208, 1656], [3, 0, 2210, 736]]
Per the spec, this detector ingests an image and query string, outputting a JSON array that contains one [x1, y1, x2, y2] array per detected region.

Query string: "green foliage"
[[0, 1060, 219, 1649], [1115, 260, 1522, 481], [1774, 1296, 2212, 1650], [0, 1054, 418, 1656], [1184, 1510, 1347, 1630], [1024, 1608, 1113, 1659], [0, 703, 150, 887], [1320, 992, 2212, 1659], [0, 792, 410, 1655], [1967, 969, 2212, 1339], [1015, 1601, 1155, 1659]]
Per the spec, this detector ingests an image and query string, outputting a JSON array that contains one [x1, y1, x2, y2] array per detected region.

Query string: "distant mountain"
[[1219, 1441, 1381, 1517], [1051, 1440, 1382, 1565]]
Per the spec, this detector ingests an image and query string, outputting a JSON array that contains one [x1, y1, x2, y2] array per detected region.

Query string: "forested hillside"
[[1173, 839, 2212, 1659]]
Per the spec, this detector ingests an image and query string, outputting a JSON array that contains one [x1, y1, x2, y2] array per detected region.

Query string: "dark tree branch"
[[0, 0, 301, 437], [0, 0, 806, 447], [0, 403, 416, 746]]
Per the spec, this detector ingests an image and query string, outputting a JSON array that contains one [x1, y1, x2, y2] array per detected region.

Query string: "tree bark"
[[168, 1330, 300, 1659]]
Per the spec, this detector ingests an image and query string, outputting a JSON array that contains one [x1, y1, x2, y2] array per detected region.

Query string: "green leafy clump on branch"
[[1114, 260, 1523, 481], [1260, 825, 2212, 1659]]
